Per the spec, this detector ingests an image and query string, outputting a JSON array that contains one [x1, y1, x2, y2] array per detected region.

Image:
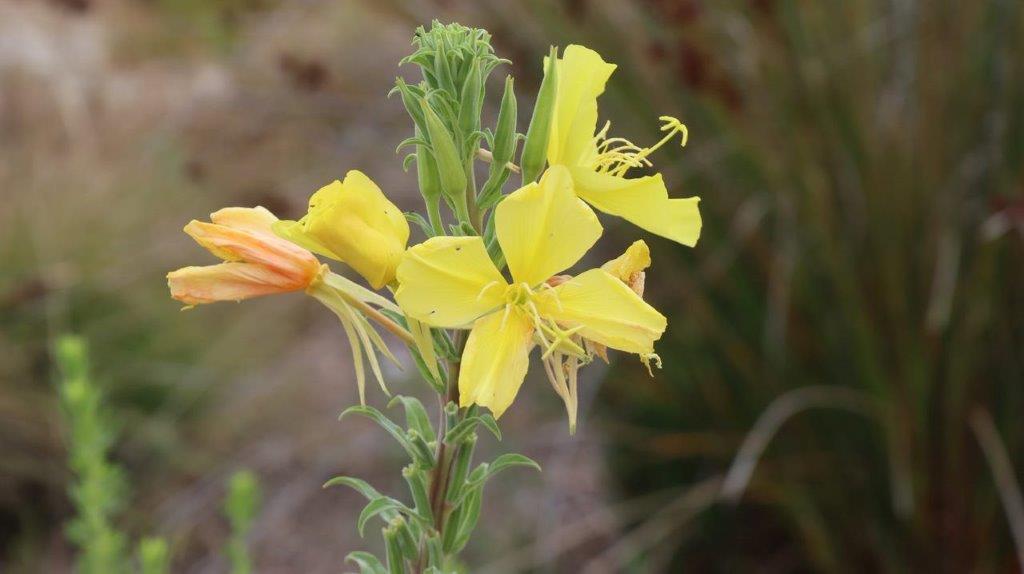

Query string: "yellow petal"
[[394, 236, 507, 328], [535, 268, 666, 354], [602, 240, 651, 281], [459, 307, 535, 419], [496, 165, 602, 286], [183, 220, 321, 282], [279, 171, 410, 289], [546, 45, 617, 168], [167, 262, 302, 305], [209, 206, 278, 234], [569, 166, 702, 246], [602, 239, 651, 296]]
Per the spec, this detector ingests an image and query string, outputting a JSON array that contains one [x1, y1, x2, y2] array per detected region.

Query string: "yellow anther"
[[590, 116, 690, 177]]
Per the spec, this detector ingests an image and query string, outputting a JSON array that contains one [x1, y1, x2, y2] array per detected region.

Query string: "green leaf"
[[405, 212, 436, 238], [340, 406, 417, 461], [345, 551, 387, 574], [358, 497, 415, 537], [388, 396, 436, 444], [323, 476, 387, 502], [444, 414, 501, 445]]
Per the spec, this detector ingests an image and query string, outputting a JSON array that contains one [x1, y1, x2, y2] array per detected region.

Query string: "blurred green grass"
[[472, 0, 1023, 571], [2, 0, 1022, 572]]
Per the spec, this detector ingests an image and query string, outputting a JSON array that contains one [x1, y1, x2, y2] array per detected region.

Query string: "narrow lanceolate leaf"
[[391, 78, 426, 134], [388, 395, 436, 443], [346, 551, 387, 574], [444, 415, 501, 445], [340, 406, 417, 460], [520, 46, 558, 184], [358, 497, 420, 537], [445, 481, 484, 554], [323, 476, 388, 503], [450, 454, 542, 508]]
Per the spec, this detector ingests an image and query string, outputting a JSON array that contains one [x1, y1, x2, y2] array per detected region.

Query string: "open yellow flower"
[[545, 45, 702, 246], [167, 206, 323, 305], [273, 170, 410, 289], [395, 166, 667, 419]]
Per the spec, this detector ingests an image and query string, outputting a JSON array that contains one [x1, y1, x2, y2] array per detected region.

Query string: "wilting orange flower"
[[167, 206, 323, 306]]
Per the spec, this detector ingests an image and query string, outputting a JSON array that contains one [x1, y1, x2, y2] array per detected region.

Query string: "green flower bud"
[[521, 46, 558, 184], [492, 76, 518, 166], [421, 98, 469, 221], [458, 60, 483, 142]]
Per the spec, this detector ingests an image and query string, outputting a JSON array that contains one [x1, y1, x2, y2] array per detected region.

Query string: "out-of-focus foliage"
[[471, 0, 1023, 571], [224, 470, 261, 574], [57, 335, 172, 574], [57, 335, 129, 573]]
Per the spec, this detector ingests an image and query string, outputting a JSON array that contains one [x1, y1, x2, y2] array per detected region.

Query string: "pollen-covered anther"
[[590, 116, 690, 177]]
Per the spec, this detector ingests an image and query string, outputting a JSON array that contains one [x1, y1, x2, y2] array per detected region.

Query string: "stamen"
[[590, 116, 689, 177], [477, 280, 502, 301]]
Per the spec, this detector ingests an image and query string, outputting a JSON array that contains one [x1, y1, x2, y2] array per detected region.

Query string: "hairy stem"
[[418, 330, 467, 572]]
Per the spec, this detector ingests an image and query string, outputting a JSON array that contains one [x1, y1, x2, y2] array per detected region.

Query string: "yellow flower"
[[544, 45, 702, 247], [601, 239, 650, 296], [274, 170, 410, 289], [394, 166, 667, 419], [167, 206, 323, 306]]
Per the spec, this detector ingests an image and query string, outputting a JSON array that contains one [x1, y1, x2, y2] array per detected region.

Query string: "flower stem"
[[418, 330, 467, 572]]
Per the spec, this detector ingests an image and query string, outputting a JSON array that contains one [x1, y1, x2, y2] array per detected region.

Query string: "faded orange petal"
[[184, 220, 320, 284], [167, 262, 307, 305]]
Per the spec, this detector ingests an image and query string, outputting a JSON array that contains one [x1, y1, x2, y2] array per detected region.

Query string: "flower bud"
[[421, 98, 469, 219], [274, 171, 409, 289], [520, 46, 558, 184]]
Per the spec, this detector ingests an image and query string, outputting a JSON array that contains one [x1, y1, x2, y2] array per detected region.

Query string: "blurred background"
[[2, 0, 1022, 572]]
